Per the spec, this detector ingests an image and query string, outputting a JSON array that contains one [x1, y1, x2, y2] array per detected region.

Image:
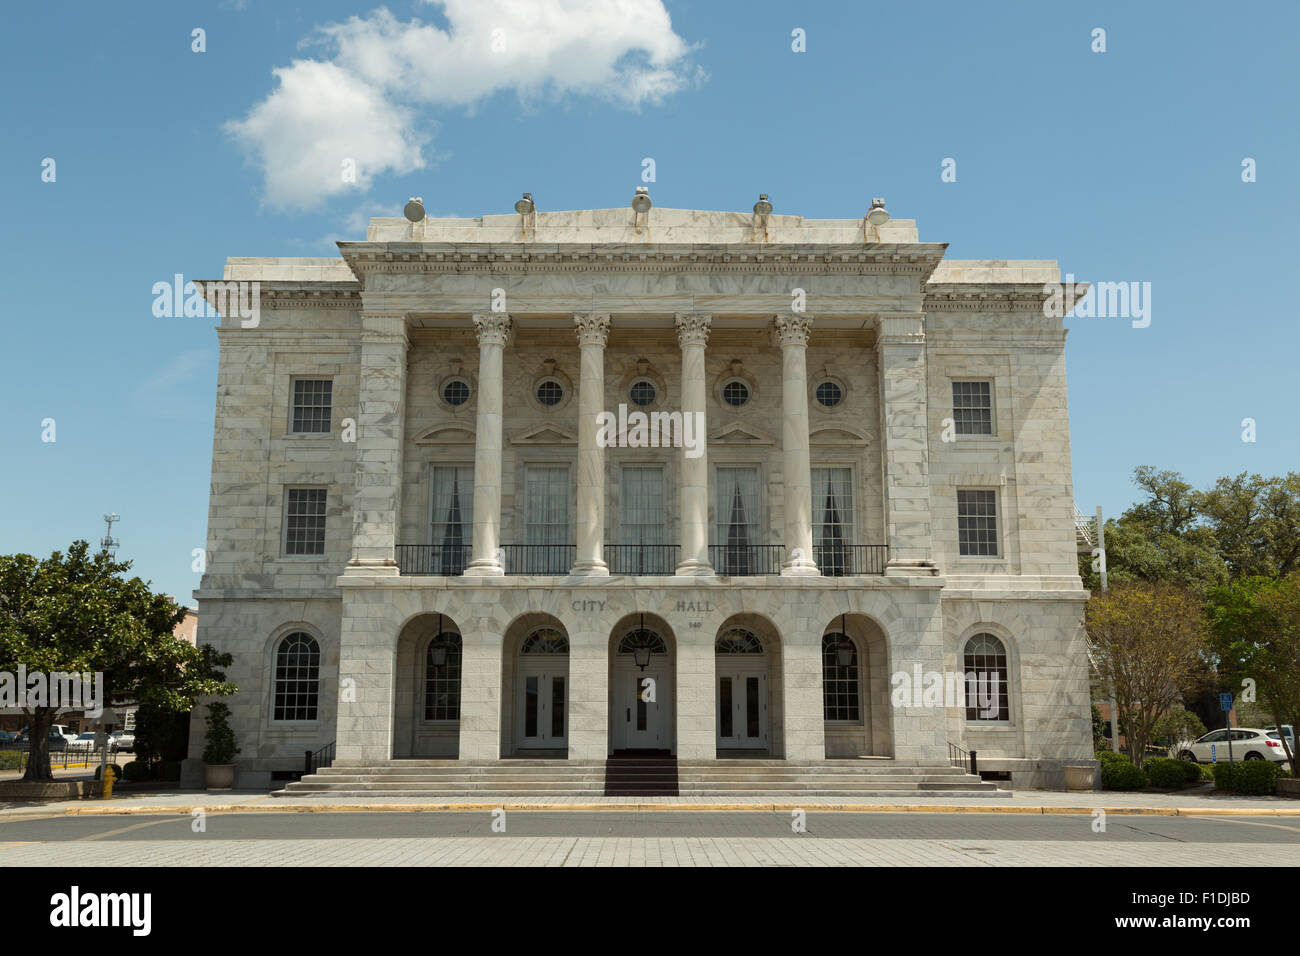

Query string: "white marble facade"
[[193, 206, 1092, 789]]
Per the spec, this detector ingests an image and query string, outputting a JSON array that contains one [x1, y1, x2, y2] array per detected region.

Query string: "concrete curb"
[[60, 803, 1300, 816]]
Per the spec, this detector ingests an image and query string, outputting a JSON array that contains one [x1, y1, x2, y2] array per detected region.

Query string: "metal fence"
[[0, 743, 126, 775]]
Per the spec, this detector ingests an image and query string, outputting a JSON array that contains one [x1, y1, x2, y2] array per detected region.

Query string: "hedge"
[[1144, 757, 1188, 789], [1101, 759, 1148, 791], [1213, 760, 1285, 795]]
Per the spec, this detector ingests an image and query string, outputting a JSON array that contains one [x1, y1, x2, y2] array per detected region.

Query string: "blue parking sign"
[[1220, 693, 1234, 712]]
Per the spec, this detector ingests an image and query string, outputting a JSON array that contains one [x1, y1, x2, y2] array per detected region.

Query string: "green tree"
[[1087, 582, 1210, 767], [1206, 574, 1300, 777], [1199, 472, 1300, 579], [0, 542, 234, 781]]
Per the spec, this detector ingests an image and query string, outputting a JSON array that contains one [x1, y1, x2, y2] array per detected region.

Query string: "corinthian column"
[[464, 312, 512, 576], [773, 312, 818, 576], [572, 312, 611, 576], [674, 311, 713, 576]]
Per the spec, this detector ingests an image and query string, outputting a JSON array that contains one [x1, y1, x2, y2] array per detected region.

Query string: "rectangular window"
[[952, 381, 992, 436], [291, 379, 333, 434], [429, 465, 474, 574], [957, 489, 999, 556], [617, 466, 667, 573], [811, 467, 854, 574], [284, 488, 327, 556], [524, 465, 570, 573], [715, 466, 761, 573]]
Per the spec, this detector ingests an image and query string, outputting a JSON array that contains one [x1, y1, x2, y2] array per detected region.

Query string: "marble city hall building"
[[193, 195, 1094, 794]]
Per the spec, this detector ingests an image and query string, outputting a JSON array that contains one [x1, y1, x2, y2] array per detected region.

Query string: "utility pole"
[[1097, 505, 1121, 753]]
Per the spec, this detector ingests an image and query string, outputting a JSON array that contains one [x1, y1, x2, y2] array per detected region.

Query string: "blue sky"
[[1, 0, 1296, 604]]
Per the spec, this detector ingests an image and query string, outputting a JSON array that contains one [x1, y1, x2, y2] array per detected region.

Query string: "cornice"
[[924, 284, 1064, 312]]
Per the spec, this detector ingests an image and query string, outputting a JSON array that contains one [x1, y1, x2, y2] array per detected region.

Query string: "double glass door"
[[614, 668, 667, 750], [516, 666, 567, 749], [717, 667, 767, 749]]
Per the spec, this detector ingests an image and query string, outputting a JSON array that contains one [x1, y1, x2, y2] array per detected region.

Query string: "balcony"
[[394, 543, 887, 576]]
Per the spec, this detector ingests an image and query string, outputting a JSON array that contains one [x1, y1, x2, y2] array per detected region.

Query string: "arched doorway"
[[714, 625, 772, 752], [821, 614, 891, 757], [393, 613, 462, 758], [513, 625, 570, 753], [609, 617, 675, 754]]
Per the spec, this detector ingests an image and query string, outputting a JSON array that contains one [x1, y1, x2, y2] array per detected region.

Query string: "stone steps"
[[274, 757, 1005, 798]]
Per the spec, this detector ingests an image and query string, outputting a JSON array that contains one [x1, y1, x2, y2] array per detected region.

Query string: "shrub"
[[1101, 758, 1148, 791], [1183, 759, 1207, 785], [1096, 749, 1129, 765], [202, 701, 239, 765], [160, 761, 182, 782], [1215, 760, 1283, 795], [0, 750, 22, 771], [1144, 757, 1188, 789], [120, 760, 149, 783], [93, 764, 121, 781]]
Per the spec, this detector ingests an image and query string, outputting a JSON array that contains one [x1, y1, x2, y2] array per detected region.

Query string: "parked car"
[[1178, 728, 1292, 764], [1265, 725, 1295, 750], [45, 725, 78, 752], [110, 730, 136, 753], [71, 731, 99, 752]]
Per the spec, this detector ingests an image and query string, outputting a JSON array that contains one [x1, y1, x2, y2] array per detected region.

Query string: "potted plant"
[[202, 701, 239, 790]]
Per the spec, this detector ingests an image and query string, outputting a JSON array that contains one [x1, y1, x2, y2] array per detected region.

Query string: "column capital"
[[573, 311, 611, 347], [771, 311, 814, 348], [674, 311, 712, 348], [472, 312, 514, 347]]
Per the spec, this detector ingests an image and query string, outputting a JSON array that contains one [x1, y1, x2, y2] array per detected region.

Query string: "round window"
[[815, 381, 843, 408], [722, 379, 750, 407], [536, 379, 564, 407], [442, 379, 471, 406], [629, 379, 657, 407]]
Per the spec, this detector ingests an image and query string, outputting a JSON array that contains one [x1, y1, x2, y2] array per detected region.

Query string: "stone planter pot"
[[1276, 777, 1300, 799], [1063, 764, 1096, 791], [204, 764, 236, 790]]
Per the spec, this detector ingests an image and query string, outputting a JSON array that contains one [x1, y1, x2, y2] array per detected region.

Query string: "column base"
[[674, 559, 715, 577], [343, 559, 400, 577], [884, 558, 941, 577], [569, 560, 609, 577], [463, 559, 505, 577], [780, 563, 821, 577]]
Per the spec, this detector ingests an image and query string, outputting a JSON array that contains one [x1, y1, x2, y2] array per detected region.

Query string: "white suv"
[[1178, 728, 1291, 764]]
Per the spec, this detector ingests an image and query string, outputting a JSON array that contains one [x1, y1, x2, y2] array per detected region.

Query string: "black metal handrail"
[[502, 544, 576, 575], [816, 544, 889, 576], [604, 544, 679, 575], [305, 740, 336, 776], [395, 544, 472, 575], [709, 544, 785, 576], [948, 741, 978, 776]]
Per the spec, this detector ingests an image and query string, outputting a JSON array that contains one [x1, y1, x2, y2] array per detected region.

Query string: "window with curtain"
[[429, 466, 473, 574], [812, 467, 853, 575], [618, 466, 667, 573], [715, 466, 761, 575], [525, 465, 570, 573]]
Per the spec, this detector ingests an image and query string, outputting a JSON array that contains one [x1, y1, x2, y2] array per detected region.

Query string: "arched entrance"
[[608, 616, 676, 755], [714, 618, 782, 754], [392, 613, 462, 758], [821, 614, 892, 757], [512, 624, 570, 754]]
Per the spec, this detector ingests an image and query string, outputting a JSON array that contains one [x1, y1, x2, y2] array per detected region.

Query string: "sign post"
[[1221, 693, 1235, 763]]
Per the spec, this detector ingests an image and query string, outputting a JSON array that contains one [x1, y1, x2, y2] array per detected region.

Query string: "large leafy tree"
[[0, 542, 234, 781], [1086, 582, 1210, 767], [1199, 472, 1300, 579], [1206, 574, 1300, 776]]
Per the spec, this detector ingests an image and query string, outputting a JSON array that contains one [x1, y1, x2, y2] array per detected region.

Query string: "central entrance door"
[[516, 627, 569, 751], [611, 625, 672, 752], [715, 628, 769, 750]]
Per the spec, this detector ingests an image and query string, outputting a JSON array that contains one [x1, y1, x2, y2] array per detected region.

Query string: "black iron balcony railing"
[[501, 544, 576, 575], [395, 544, 472, 575], [816, 544, 889, 576], [604, 543, 679, 575], [709, 544, 785, 576]]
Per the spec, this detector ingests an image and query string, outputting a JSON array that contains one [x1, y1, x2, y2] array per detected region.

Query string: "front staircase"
[[274, 757, 1006, 798]]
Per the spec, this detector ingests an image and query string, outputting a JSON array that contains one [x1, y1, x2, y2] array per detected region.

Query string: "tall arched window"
[[963, 633, 1010, 722], [273, 632, 320, 721], [822, 633, 860, 722], [424, 633, 463, 721]]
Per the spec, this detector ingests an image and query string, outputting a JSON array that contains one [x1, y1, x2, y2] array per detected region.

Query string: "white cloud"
[[227, 0, 698, 212]]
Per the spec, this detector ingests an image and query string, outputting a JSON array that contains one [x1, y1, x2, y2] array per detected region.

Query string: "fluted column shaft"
[[572, 312, 611, 576], [774, 312, 818, 575], [464, 312, 512, 576], [675, 312, 713, 575]]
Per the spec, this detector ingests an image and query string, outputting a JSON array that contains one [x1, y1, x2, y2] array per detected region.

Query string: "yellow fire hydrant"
[[101, 765, 114, 798]]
